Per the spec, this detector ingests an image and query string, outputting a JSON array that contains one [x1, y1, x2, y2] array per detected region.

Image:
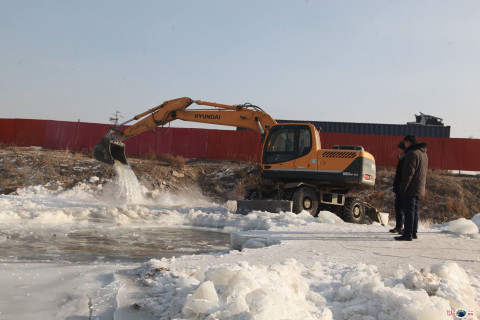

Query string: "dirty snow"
[[0, 167, 479, 319]]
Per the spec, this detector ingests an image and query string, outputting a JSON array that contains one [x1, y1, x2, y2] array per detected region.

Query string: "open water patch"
[[0, 226, 230, 263]]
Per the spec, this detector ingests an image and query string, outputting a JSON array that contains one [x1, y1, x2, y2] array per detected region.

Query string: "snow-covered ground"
[[0, 164, 479, 319]]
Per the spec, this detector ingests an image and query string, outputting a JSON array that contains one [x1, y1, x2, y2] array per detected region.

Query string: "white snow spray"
[[113, 161, 145, 204]]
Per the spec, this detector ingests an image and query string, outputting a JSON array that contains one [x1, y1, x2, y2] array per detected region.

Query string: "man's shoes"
[[394, 235, 412, 241], [389, 228, 404, 234], [412, 234, 418, 239]]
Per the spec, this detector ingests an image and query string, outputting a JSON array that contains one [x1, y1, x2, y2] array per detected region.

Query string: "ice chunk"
[[443, 218, 479, 235], [191, 281, 219, 301], [317, 210, 344, 224], [404, 268, 440, 295], [228, 269, 261, 291], [242, 237, 281, 250], [431, 262, 479, 313], [205, 267, 237, 286], [472, 213, 480, 230], [182, 281, 219, 316]]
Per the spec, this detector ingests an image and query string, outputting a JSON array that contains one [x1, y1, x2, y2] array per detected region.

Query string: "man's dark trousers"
[[403, 196, 419, 237], [394, 193, 404, 230]]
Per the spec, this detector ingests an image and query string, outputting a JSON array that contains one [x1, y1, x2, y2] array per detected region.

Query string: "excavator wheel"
[[292, 187, 319, 217], [341, 196, 365, 223]]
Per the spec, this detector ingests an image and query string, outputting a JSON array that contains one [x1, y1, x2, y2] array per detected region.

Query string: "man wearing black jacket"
[[395, 135, 428, 241], [390, 141, 407, 234]]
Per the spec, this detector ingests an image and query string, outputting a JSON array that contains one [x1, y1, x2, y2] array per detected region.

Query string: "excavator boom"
[[94, 97, 277, 165]]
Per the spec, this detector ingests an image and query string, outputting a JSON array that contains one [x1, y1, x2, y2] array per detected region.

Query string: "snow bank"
[[129, 258, 478, 320], [130, 258, 328, 319], [435, 218, 480, 237]]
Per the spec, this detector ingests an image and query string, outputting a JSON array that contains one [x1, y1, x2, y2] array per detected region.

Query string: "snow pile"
[[317, 210, 345, 224], [436, 218, 480, 237], [129, 258, 478, 320], [130, 258, 328, 319], [430, 262, 479, 315]]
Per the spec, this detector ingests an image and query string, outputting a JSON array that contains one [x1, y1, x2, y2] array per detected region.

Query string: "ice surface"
[[1, 174, 480, 319]]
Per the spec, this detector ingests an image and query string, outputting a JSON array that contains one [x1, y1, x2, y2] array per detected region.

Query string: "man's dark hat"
[[403, 135, 418, 144]]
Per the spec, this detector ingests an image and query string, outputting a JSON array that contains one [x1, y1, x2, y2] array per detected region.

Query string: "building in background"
[[278, 112, 450, 138]]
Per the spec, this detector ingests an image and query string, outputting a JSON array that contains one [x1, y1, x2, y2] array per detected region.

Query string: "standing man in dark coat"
[[390, 141, 407, 234], [395, 135, 428, 241]]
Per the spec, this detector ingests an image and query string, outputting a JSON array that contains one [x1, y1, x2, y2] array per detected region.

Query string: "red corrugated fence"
[[1, 118, 479, 171]]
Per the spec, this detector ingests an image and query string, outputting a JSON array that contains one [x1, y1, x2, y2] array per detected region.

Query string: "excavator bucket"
[[93, 137, 128, 165]]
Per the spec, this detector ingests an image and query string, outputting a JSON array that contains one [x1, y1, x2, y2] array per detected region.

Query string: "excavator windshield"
[[263, 125, 312, 164]]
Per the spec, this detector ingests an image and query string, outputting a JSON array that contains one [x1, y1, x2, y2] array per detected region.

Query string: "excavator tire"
[[341, 196, 365, 223], [292, 187, 319, 217]]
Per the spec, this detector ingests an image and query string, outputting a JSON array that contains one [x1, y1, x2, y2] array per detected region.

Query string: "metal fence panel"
[[44, 120, 78, 150], [0, 119, 16, 145], [74, 122, 111, 151], [206, 130, 261, 162], [170, 128, 208, 159], [0, 119, 479, 171], [13, 119, 47, 147]]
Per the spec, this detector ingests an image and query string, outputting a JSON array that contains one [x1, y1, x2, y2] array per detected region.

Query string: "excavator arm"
[[94, 97, 277, 165]]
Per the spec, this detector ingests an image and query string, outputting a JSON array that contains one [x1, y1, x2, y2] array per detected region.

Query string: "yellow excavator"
[[94, 97, 378, 223]]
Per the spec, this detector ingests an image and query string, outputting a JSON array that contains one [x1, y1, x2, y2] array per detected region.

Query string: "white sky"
[[1, 0, 479, 138]]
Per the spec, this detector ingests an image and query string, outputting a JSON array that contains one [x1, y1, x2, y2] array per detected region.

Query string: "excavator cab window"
[[298, 127, 312, 156], [263, 125, 312, 164]]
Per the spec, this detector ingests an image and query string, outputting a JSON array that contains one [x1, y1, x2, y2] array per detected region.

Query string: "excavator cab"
[[93, 136, 128, 165]]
